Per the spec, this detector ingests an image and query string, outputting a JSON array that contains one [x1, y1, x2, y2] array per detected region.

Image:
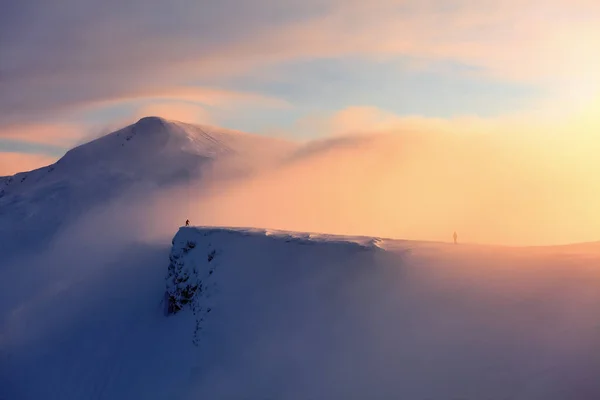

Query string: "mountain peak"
[[134, 116, 169, 130]]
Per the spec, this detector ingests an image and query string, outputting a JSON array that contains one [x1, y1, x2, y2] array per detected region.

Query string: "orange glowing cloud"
[[295, 98, 600, 144], [0, 152, 57, 176], [184, 122, 600, 246], [104, 86, 291, 110], [132, 102, 213, 125], [0, 123, 85, 147], [256, 0, 600, 84], [165, 100, 600, 246], [0, 83, 290, 148], [3, 0, 599, 130]]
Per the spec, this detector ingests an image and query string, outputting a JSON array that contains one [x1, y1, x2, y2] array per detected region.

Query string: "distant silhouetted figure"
[[453, 231, 458, 244], [185, 219, 190, 227]]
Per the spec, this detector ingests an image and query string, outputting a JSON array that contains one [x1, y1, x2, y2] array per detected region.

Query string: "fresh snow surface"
[[2, 226, 600, 399]]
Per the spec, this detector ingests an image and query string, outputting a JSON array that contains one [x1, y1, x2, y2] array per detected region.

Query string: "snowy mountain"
[[2, 226, 599, 399], [0, 116, 295, 258], [2, 116, 600, 399]]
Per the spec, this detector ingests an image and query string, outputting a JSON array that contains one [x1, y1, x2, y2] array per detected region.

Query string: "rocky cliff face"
[[163, 226, 382, 347], [165, 227, 221, 344]]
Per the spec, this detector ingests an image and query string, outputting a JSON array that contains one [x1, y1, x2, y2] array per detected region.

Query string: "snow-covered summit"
[[0, 117, 295, 256], [56, 116, 290, 176], [62, 116, 235, 164], [2, 116, 293, 195]]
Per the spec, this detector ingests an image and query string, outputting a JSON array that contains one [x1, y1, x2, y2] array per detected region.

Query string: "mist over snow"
[[0, 117, 294, 258], [1, 117, 600, 399], [2, 224, 600, 399], [168, 127, 600, 247], [3, 115, 600, 249]]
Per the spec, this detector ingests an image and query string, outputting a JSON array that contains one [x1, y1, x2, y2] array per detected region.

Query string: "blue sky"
[[207, 56, 543, 133], [64, 56, 543, 138]]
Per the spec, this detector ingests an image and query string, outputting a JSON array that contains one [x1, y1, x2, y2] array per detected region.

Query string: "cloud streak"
[[0, 85, 289, 153], [0, 0, 310, 126], [0, 152, 58, 175], [0, 123, 85, 146], [2, 0, 598, 134]]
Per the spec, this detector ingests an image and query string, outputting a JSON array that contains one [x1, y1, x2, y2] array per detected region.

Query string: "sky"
[[1, 0, 599, 174]]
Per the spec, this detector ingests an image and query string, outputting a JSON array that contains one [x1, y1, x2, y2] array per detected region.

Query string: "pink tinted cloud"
[[132, 102, 214, 125], [0, 152, 58, 176], [187, 0, 596, 100], [0, 83, 289, 147], [2, 0, 598, 131], [185, 103, 600, 246], [101, 86, 291, 110], [287, 102, 600, 184], [96, 102, 215, 134], [291, 106, 522, 137], [0, 123, 85, 147]]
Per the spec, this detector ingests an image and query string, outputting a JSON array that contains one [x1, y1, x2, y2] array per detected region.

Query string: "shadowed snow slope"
[[2, 226, 600, 399], [0, 117, 295, 257]]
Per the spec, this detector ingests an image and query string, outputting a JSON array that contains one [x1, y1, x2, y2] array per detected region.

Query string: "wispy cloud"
[[98, 86, 291, 111], [2, 0, 598, 135], [132, 102, 213, 125], [182, 108, 600, 245], [0, 84, 290, 156], [0, 152, 57, 175], [0, 0, 303, 126], [289, 98, 600, 140], [0, 123, 86, 146]]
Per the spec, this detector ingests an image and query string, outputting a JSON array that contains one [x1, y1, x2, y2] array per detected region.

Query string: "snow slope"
[[2, 226, 600, 399], [0, 117, 295, 258]]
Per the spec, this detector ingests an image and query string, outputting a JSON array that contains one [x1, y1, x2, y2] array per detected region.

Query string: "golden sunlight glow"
[[165, 108, 600, 246]]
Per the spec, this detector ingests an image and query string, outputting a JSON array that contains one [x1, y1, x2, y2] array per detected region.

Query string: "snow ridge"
[[3, 225, 600, 399], [164, 226, 383, 346], [166, 228, 223, 346]]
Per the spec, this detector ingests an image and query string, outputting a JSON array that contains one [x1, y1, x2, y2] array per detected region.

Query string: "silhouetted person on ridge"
[[185, 219, 190, 227], [453, 231, 458, 244]]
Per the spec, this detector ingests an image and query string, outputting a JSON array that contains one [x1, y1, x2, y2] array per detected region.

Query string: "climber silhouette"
[[185, 219, 190, 227], [453, 231, 458, 244]]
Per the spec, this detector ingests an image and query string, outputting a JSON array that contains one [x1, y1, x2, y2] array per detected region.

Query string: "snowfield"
[[2, 226, 600, 399]]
